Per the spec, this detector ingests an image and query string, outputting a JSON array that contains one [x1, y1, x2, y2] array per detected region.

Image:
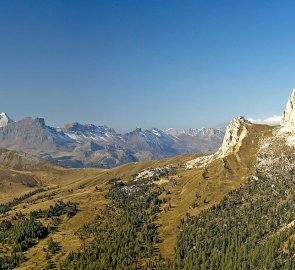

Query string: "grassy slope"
[[156, 123, 273, 258]]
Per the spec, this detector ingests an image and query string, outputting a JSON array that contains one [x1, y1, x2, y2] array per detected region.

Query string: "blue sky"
[[0, 0, 295, 132]]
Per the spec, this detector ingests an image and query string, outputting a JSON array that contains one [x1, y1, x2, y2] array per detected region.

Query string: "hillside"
[[0, 150, 200, 269]]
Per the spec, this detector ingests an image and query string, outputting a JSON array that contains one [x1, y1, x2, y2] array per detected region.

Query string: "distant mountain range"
[[0, 113, 225, 168]]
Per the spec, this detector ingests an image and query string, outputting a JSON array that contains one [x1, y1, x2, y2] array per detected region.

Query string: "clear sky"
[[1, 0, 295, 132]]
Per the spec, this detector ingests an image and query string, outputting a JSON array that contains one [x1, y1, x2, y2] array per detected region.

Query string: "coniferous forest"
[[61, 168, 295, 269], [0, 193, 78, 270], [62, 178, 164, 270], [175, 172, 295, 270]]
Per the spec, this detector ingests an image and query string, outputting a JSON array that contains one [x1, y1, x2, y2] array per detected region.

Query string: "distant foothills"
[[0, 113, 224, 168]]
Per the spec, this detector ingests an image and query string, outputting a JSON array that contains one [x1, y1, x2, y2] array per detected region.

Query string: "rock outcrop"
[[220, 116, 252, 157], [186, 117, 252, 169], [281, 89, 295, 131]]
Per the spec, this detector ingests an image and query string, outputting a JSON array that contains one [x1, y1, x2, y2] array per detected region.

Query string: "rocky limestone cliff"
[[281, 89, 295, 131], [186, 117, 252, 169], [220, 116, 252, 157]]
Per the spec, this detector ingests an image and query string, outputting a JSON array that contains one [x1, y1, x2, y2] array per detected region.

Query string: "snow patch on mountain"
[[0, 112, 14, 128], [165, 127, 225, 138], [152, 128, 161, 137]]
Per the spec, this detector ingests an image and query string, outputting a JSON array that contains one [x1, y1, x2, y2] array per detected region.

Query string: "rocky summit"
[[220, 116, 252, 157], [281, 88, 295, 131]]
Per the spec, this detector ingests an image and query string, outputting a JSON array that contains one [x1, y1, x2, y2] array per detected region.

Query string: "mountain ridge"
[[0, 114, 225, 168]]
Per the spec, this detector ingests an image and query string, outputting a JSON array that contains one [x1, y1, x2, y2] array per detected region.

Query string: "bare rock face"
[[221, 116, 252, 157], [186, 117, 252, 169], [281, 89, 295, 131]]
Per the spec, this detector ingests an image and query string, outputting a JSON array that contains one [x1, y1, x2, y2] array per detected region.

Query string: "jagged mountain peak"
[[149, 128, 164, 137], [63, 122, 116, 134], [186, 115, 269, 169], [0, 112, 14, 128], [187, 117, 252, 168], [0, 112, 9, 118], [180, 127, 224, 137], [63, 122, 83, 130], [17, 117, 54, 131], [126, 127, 165, 139], [281, 88, 295, 131], [165, 127, 225, 138], [165, 128, 178, 136]]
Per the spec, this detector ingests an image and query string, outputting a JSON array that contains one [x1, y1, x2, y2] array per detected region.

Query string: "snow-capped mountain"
[[165, 127, 225, 138], [123, 128, 182, 160], [61, 122, 122, 145], [0, 115, 225, 168], [0, 112, 14, 128], [164, 127, 225, 154]]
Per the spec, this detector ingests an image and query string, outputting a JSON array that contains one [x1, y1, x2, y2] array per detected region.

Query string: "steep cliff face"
[[186, 117, 254, 169], [281, 89, 295, 131], [0, 117, 73, 152], [220, 116, 252, 157]]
